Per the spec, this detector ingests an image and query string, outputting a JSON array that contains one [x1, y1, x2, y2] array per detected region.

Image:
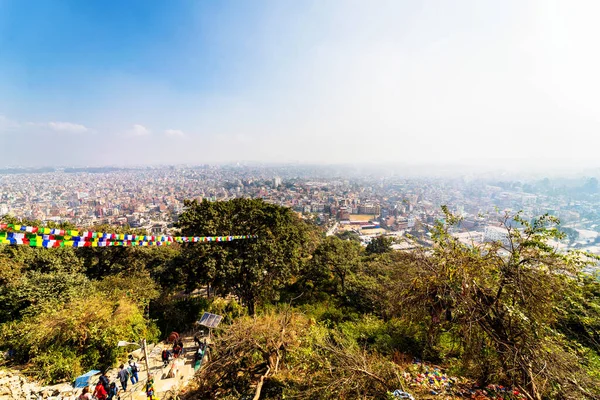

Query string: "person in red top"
[[94, 380, 108, 400], [173, 343, 182, 358]]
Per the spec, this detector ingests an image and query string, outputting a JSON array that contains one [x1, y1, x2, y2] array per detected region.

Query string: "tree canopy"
[[176, 198, 318, 314], [365, 235, 394, 255]]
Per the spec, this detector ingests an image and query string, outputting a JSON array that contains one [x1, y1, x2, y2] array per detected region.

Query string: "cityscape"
[[3, 165, 600, 256]]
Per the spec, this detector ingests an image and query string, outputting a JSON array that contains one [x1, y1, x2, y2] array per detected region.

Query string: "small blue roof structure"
[[74, 370, 101, 388]]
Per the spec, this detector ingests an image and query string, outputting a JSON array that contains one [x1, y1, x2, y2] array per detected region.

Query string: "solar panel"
[[198, 312, 223, 329]]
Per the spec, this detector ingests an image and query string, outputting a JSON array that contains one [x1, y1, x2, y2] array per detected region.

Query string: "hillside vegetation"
[[1, 199, 600, 400]]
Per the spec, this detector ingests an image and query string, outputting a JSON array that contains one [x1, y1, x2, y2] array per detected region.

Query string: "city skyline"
[[2, 1, 600, 168], [2, 161, 600, 181], [2, 165, 600, 255]]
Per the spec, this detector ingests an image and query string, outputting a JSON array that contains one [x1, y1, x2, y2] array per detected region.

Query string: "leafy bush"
[[31, 348, 82, 383], [0, 294, 152, 383], [208, 297, 246, 324], [150, 296, 210, 336], [298, 302, 358, 327], [95, 270, 160, 307], [336, 316, 425, 357]]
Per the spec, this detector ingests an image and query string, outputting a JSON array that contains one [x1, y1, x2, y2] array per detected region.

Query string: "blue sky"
[[0, 1, 266, 119], [1, 1, 600, 169]]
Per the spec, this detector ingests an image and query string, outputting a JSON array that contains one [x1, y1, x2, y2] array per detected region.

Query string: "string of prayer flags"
[[0, 236, 173, 248], [0, 223, 257, 244]]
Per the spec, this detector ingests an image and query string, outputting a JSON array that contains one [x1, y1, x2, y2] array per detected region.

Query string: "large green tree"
[[0, 244, 90, 321], [176, 198, 318, 314], [365, 235, 394, 255], [307, 236, 362, 295]]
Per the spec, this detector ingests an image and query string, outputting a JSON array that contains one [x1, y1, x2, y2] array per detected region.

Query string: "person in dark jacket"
[[98, 372, 110, 393], [128, 355, 140, 384], [107, 382, 118, 400], [161, 348, 171, 367], [118, 364, 130, 391]]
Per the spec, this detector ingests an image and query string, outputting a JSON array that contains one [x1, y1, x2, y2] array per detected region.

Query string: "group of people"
[[78, 355, 140, 400], [78, 334, 195, 400], [77, 381, 117, 400], [161, 337, 185, 367], [118, 355, 141, 391]]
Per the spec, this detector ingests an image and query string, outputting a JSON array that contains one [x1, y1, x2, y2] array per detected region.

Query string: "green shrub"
[[298, 302, 358, 328], [336, 316, 425, 357], [0, 294, 152, 383], [31, 348, 82, 383], [150, 296, 210, 336], [208, 298, 246, 324]]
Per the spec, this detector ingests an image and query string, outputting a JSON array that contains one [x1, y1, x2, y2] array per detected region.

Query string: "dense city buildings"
[[2, 165, 600, 254]]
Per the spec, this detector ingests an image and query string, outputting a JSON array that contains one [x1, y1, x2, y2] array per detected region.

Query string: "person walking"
[[173, 342, 182, 358], [107, 382, 118, 400], [161, 348, 171, 367], [118, 364, 130, 391], [78, 386, 92, 400], [128, 355, 140, 384], [98, 371, 110, 393], [93, 380, 108, 400]]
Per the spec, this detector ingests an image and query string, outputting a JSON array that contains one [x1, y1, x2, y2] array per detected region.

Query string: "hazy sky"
[[1, 0, 599, 168]]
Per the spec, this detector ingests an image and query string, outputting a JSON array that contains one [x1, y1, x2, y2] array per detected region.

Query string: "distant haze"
[[1, 1, 599, 170]]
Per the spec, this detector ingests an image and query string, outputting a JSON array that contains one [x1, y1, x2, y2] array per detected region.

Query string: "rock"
[[0, 369, 44, 400], [39, 383, 73, 397]]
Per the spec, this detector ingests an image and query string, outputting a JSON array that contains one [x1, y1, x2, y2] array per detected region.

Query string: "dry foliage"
[[192, 309, 311, 399]]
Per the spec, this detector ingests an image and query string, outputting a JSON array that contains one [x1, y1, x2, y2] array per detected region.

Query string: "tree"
[[335, 230, 361, 243], [306, 339, 404, 399], [0, 245, 90, 321], [391, 209, 600, 399], [345, 251, 414, 317], [189, 309, 405, 400], [0, 293, 155, 383], [176, 198, 318, 314], [75, 224, 149, 280], [308, 236, 362, 295], [556, 274, 600, 354], [94, 269, 160, 308], [366, 235, 394, 255], [0, 256, 24, 323]]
